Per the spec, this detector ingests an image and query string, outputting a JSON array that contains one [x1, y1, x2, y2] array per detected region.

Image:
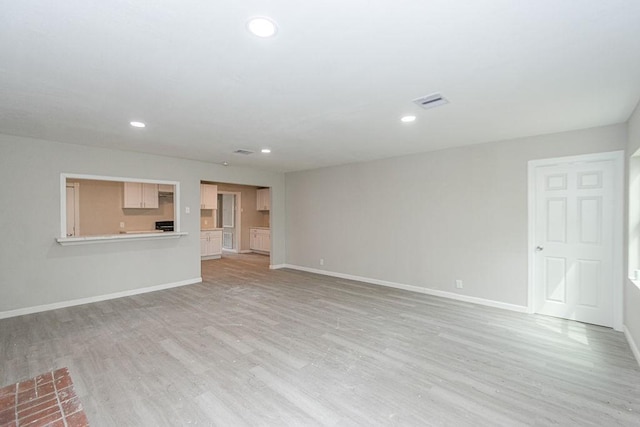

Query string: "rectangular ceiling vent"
[[413, 93, 449, 110], [233, 149, 254, 155]]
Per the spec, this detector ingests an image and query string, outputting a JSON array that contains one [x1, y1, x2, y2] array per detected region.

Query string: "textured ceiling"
[[1, 1, 640, 172]]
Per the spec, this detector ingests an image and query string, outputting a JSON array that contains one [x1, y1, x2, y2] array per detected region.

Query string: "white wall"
[[286, 124, 626, 308], [0, 134, 284, 315], [625, 101, 640, 360]]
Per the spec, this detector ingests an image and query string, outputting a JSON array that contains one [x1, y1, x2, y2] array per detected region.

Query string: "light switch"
[[185, 206, 190, 214]]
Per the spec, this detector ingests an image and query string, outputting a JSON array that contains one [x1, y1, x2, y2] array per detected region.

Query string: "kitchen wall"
[[625, 101, 640, 362], [0, 134, 284, 315], [68, 178, 174, 235], [285, 124, 626, 309]]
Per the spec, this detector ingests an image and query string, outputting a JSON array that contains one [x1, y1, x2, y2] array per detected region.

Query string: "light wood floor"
[[1, 253, 639, 426]]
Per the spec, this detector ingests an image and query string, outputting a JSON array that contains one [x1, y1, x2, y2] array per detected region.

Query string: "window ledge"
[[56, 232, 188, 246]]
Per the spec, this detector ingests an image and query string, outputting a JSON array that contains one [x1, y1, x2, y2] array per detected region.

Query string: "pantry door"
[[529, 152, 623, 328]]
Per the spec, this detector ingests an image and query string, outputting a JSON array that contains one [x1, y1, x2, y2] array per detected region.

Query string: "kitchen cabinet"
[[123, 182, 159, 208], [256, 188, 270, 211], [250, 228, 270, 253], [200, 184, 218, 209], [201, 230, 222, 259]]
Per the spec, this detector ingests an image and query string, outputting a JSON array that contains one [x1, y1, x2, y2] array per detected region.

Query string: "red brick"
[[0, 393, 16, 412], [16, 394, 57, 413], [18, 404, 60, 426], [56, 386, 77, 403], [50, 420, 66, 427], [17, 397, 57, 418], [16, 388, 38, 404], [0, 406, 16, 424], [61, 396, 82, 417], [53, 368, 68, 380], [36, 381, 55, 397], [17, 379, 35, 392], [0, 383, 16, 397], [54, 375, 72, 391], [65, 410, 89, 427], [21, 411, 62, 427], [35, 372, 53, 386], [2, 421, 17, 427]]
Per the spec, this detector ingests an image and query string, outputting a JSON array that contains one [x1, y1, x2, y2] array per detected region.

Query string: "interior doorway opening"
[[218, 192, 241, 253], [199, 181, 271, 266]]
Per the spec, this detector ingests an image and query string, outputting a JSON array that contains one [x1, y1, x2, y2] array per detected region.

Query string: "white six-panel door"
[[532, 157, 617, 327]]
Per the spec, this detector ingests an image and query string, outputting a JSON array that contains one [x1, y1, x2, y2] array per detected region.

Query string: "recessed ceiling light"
[[247, 17, 278, 38], [261, 148, 271, 154], [130, 121, 146, 128], [222, 161, 229, 166], [400, 115, 416, 123]]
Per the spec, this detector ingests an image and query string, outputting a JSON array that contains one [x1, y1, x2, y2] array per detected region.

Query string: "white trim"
[[56, 231, 187, 246], [623, 325, 640, 367], [0, 277, 202, 320], [65, 182, 80, 236], [282, 264, 528, 313], [269, 264, 287, 270], [239, 250, 253, 254], [527, 150, 624, 330]]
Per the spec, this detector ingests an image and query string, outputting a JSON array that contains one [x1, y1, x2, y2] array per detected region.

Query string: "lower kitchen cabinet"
[[201, 230, 222, 259], [249, 228, 270, 253]]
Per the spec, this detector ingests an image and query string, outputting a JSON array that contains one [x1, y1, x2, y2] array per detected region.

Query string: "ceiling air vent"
[[233, 149, 254, 155], [412, 93, 449, 110]]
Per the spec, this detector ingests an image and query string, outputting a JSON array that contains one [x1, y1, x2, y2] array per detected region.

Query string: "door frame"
[[65, 182, 80, 237], [527, 150, 624, 331], [218, 190, 242, 253]]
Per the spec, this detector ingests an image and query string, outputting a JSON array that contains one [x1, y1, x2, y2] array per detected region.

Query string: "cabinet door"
[[142, 183, 159, 208], [201, 184, 218, 209], [123, 182, 159, 208], [123, 182, 143, 208], [256, 188, 270, 211], [250, 230, 258, 250], [262, 231, 271, 252], [200, 232, 208, 256], [210, 231, 222, 255]]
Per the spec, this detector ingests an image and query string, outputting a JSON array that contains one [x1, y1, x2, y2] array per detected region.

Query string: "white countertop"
[[201, 228, 223, 231], [56, 231, 188, 246]]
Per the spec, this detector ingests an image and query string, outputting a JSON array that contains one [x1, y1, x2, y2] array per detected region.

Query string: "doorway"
[[217, 191, 241, 253], [528, 151, 623, 329]]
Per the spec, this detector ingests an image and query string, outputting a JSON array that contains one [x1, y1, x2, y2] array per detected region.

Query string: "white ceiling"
[[1, 1, 640, 172]]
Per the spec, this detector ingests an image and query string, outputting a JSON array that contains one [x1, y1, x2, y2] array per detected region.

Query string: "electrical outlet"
[[185, 206, 190, 214], [119, 222, 125, 229], [320, 258, 324, 266], [204, 220, 208, 225], [455, 279, 463, 289]]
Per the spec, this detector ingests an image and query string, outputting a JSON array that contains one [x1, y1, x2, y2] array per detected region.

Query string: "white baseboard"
[[270, 264, 287, 270], [239, 250, 253, 254], [0, 277, 203, 320], [282, 264, 528, 313], [624, 325, 640, 367]]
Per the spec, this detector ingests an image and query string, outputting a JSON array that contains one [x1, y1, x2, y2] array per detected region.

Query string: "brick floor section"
[[0, 368, 89, 427]]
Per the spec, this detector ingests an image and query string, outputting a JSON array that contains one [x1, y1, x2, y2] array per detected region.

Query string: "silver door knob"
[[536, 246, 544, 251]]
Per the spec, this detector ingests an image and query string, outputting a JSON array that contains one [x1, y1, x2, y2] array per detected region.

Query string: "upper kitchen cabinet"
[[123, 182, 159, 208], [256, 188, 270, 211], [200, 183, 218, 209]]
